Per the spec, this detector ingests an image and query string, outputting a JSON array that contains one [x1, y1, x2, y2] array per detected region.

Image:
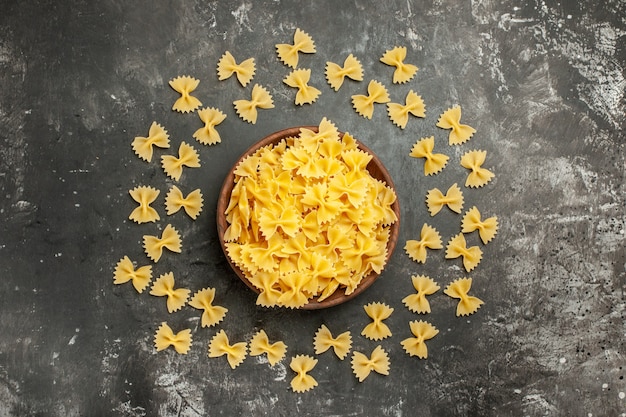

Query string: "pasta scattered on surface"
[[188, 288, 228, 328], [208, 329, 248, 369], [165, 185, 203, 219], [404, 224, 443, 264], [143, 224, 182, 262], [401, 320, 439, 359], [169, 75, 202, 113], [249, 330, 287, 367], [387, 90, 425, 129], [113, 256, 152, 293], [161, 142, 201, 181], [193, 107, 227, 146], [380, 46, 418, 84], [426, 183, 464, 216], [460, 150, 495, 188], [444, 277, 484, 316], [283, 68, 321, 105], [149, 272, 190, 313], [233, 84, 275, 124], [351, 345, 390, 382], [351, 80, 390, 119], [409, 136, 449, 176], [436, 106, 476, 145], [289, 354, 318, 392], [128, 186, 160, 224], [445, 233, 483, 272], [325, 54, 364, 91], [154, 322, 192, 354], [132, 122, 170, 162], [276, 28, 316, 68], [361, 302, 394, 341], [461, 206, 499, 244], [217, 51, 256, 87], [313, 324, 352, 360], [402, 275, 440, 314]]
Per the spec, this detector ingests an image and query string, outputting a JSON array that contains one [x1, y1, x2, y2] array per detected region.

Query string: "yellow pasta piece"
[[143, 224, 182, 262], [289, 354, 318, 392], [445, 233, 483, 272], [169, 75, 202, 113], [301, 183, 343, 224], [132, 121, 170, 162], [404, 224, 443, 264], [283, 68, 321, 105], [380, 46, 418, 84], [276, 28, 316, 68], [400, 320, 439, 359], [426, 183, 464, 216], [217, 51, 256, 87], [313, 324, 352, 360], [154, 322, 192, 354], [387, 90, 425, 129], [461, 206, 499, 244], [193, 107, 227, 146], [351, 80, 390, 119], [409, 136, 450, 176], [351, 345, 390, 382], [258, 206, 301, 240], [402, 275, 440, 314], [113, 256, 152, 293], [460, 150, 495, 188], [249, 329, 287, 366], [325, 54, 364, 91], [444, 277, 484, 316], [164, 185, 203, 220], [246, 270, 282, 307], [436, 106, 476, 145], [233, 84, 274, 124], [128, 186, 160, 224], [208, 329, 248, 369], [188, 288, 228, 328], [361, 302, 394, 341], [277, 271, 314, 309], [161, 142, 201, 181], [149, 272, 190, 313]]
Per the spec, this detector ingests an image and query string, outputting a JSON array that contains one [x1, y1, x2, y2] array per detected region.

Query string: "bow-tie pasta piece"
[[193, 107, 227, 146], [404, 224, 443, 264], [351, 345, 390, 382], [165, 185, 203, 220], [436, 106, 476, 145], [154, 322, 192, 354], [169, 75, 202, 113], [361, 302, 394, 341], [409, 136, 449, 176], [313, 324, 352, 360], [143, 224, 182, 262], [276, 28, 316, 68], [149, 272, 190, 313], [325, 54, 364, 91], [208, 330, 248, 369], [132, 122, 170, 162], [217, 51, 256, 87], [402, 275, 440, 314], [289, 354, 318, 392], [128, 186, 160, 224], [401, 320, 439, 359], [444, 277, 484, 316], [233, 84, 275, 124], [445, 233, 483, 272], [249, 329, 287, 367], [352, 80, 390, 119], [426, 183, 464, 216], [188, 288, 228, 328], [380, 46, 418, 84], [460, 150, 495, 188], [387, 90, 425, 129], [283, 68, 321, 105], [113, 256, 152, 293], [161, 142, 201, 181], [461, 206, 499, 244]]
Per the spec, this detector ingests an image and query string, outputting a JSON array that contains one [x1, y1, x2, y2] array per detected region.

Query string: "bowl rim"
[[216, 126, 400, 310]]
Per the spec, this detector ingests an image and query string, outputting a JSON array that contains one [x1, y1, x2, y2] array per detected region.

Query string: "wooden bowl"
[[216, 126, 400, 309]]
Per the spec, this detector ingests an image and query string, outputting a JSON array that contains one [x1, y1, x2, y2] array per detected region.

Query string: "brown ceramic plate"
[[216, 126, 400, 309]]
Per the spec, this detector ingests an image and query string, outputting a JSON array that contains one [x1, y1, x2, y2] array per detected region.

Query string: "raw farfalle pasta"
[[149, 272, 190, 313], [188, 288, 228, 328], [445, 233, 483, 272], [460, 150, 495, 188], [249, 330, 287, 367], [461, 206, 499, 244], [233, 84, 275, 124], [313, 324, 352, 360], [380, 46, 418, 84], [402, 275, 440, 314], [401, 320, 439, 359], [154, 322, 192, 354], [276, 28, 316, 68], [436, 106, 476, 145], [128, 186, 160, 224], [426, 183, 464, 216], [113, 256, 152, 293], [132, 121, 170, 162], [169, 75, 202, 113], [217, 51, 256, 87], [164, 185, 203, 219], [325, 54, 364, 91], [387, 90, 425, 129], [351, 345, 390, 382], [289, 354, 318, 392], [444, 277, 484, 316], [143, 224, 182, 262], [161, 142, 201, 181], [351, 80, 390, 119], [361, 302, 394, 341], [208, 329, 248, 369], [409, 136, 450, 176], [193, 107, 227, 146], [404, 224, 443, 264], [283, 68, 321, 105]]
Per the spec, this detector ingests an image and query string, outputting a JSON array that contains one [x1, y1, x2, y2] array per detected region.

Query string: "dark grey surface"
[[1, 0, 625, 416]]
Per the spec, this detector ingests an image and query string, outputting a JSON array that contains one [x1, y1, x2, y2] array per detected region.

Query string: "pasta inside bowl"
[[216, 119, 400, 309]]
